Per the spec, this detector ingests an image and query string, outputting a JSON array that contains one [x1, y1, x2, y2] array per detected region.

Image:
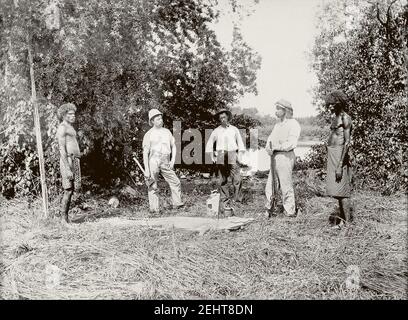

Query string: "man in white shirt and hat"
[[142, 108, 184, 214], [205, 109, 246, 212], [265, 99, 301, 217]]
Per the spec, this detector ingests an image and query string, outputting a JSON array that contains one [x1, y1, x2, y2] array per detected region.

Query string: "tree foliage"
[[310, 0, 408, 193], [0, 0, 261, 197]]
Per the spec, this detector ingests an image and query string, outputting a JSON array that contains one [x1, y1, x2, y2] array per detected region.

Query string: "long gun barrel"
[[269, 141, 277, 217]]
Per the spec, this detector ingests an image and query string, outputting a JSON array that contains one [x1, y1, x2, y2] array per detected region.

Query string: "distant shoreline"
[[297, 139, 323, 147]]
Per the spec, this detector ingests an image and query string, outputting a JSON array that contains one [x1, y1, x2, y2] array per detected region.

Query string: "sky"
[[212, 0, 323, 117]]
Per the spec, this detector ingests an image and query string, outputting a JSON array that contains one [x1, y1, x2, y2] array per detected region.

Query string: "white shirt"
[[142, 127, 175, 155], [266, 119, 301, 152], [205, 124, 245, 153]]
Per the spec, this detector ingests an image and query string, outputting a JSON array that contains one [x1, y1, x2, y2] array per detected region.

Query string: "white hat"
[[275, 99, 293, 112], [148, 109, 163, 126]]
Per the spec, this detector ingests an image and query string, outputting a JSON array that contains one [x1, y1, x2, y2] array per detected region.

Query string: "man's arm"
[[235, 127, 246, 152], [235, 127, 246, 164], [278, 121, 301, 152], [143, 148, 150, 177], [170, 134, 177, 169], [265, 131, 274, 155], [57, 125, 72, 179], [205, 129, 217, 162], [338, 114, 351, 168], [142, 133, 150, 177]]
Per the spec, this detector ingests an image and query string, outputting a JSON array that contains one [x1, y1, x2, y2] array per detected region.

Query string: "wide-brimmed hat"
[[275, 99, 293, 112], [148, 108, 163, 126], [215, 108, 232, 120]]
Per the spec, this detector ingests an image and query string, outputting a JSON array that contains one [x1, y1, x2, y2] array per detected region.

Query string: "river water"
[[241, 140, 321, 174]]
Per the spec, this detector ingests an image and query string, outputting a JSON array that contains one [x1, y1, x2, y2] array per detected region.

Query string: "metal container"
[[224, 207, 235, 217], [206, 190, 220, 217]]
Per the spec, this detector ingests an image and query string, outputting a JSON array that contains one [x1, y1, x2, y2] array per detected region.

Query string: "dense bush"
[[311, 0, 408, 193], [0, 0, 261, 197], [294, 143, 327, 173]]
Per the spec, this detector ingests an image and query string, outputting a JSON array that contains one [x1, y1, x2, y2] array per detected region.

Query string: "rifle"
[[268, 141, 277, 217], [132, 156, 155, 187]]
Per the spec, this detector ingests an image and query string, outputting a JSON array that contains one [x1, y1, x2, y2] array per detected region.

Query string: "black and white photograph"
[[0, 0, 407, 306]]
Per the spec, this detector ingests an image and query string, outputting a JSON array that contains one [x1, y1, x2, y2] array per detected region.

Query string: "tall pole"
[[27, 34, 49, 218]]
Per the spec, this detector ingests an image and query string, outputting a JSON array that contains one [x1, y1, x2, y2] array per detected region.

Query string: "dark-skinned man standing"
[[325, 90, 354, 227], [56, 103, 81, 223]]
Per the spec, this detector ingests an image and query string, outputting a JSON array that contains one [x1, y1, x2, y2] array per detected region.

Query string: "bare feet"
[[331, 220, 345, 230]]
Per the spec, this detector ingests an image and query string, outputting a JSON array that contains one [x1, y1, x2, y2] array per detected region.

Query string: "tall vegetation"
[[310, 0, 407, 193], [0, 0, 261, 197]]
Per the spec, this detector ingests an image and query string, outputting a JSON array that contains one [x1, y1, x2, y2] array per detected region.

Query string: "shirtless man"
[[56, 103, 81, 223], [325, 91, 353, 227]]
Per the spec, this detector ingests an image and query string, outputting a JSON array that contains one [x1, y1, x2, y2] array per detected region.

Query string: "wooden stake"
[[27, 35, 49, 218]]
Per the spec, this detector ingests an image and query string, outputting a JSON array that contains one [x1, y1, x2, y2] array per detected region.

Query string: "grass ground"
[[0, 171, 407, 299]]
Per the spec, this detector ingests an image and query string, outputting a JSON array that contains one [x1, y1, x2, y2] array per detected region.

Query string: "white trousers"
[[265, 151, 296, 215], [148, 155, 182, 212]]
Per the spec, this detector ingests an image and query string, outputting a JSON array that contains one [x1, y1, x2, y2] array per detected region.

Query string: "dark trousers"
[[216, 151, 243, 206]]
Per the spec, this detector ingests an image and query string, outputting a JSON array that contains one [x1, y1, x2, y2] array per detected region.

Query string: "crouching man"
[[56, 103, 81, 223], [142, 108, 184, 215]]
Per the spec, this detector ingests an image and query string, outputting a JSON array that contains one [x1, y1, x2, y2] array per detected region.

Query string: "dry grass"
[[0, 173, 407, 300]]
